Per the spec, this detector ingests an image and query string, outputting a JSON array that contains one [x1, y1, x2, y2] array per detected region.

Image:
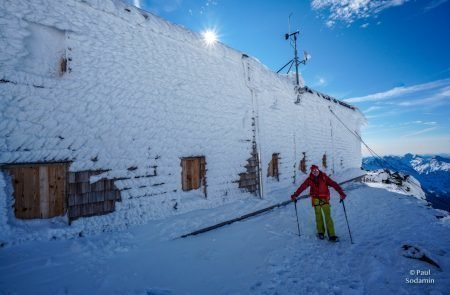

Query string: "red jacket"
[[292, 172, 346, 206]]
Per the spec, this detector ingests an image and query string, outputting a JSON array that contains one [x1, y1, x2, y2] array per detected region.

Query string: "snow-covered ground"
[[1, 181, 449, 294]]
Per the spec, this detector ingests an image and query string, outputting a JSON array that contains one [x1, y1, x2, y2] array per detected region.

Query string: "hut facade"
[[0, 0, 365, 241]]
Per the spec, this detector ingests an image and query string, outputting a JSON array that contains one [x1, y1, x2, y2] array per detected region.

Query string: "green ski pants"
[[313, 198, 336, 237]]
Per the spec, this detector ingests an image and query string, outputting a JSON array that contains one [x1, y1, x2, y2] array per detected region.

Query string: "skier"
[[291, 165, 346, 241]]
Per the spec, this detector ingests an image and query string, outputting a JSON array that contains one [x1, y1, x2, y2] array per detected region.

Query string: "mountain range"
[[363, 153, 450, 211]]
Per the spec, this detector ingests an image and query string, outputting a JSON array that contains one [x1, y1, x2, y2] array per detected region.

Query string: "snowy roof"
[[88, 0, 362, 114]]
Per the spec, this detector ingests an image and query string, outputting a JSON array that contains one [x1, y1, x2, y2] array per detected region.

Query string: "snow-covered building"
[[0, 0, 365, 234]]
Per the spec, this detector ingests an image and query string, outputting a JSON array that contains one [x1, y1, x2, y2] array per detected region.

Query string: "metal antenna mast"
[[277, 14, 309, 87]]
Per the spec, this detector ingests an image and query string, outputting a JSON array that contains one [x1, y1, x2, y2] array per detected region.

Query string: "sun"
[[202, 29, 218, 46]]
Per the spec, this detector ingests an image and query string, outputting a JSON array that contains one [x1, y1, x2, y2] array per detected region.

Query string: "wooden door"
[[267, 153, 279, 180], [182, 158, 200, 191], [272, 154, 279, 181], [181, 157, 204, 191], [7, 163, 67, 219]]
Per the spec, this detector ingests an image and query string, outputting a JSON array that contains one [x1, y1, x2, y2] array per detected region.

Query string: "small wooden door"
[[181, 157, 206, 192], [268, 153, 279, 181], [7, 163, 67, 219], [182, 158, 200, 190]]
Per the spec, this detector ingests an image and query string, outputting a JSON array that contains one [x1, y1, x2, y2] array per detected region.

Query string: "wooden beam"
[[39, 166, 49, 218]]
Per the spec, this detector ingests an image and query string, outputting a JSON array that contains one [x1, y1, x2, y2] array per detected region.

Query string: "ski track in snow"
[[0, 183, 449, 294]]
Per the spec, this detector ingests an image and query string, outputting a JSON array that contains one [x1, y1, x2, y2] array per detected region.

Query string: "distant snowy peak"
[[378, 153, 450, 174], [362, 154, 450, 197], [410, 156, 450, 174], [362, 169, 426, 201]]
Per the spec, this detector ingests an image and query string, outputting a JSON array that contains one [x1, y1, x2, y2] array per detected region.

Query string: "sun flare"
[[202, 29, 218, 46]]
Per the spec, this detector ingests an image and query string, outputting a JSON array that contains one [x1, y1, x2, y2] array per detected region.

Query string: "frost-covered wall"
[[242, 56, 364, 193], [0, 0, 365, 238]]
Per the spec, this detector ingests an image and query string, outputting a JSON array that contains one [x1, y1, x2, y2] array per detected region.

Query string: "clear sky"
[[126, 0, 450, 156]]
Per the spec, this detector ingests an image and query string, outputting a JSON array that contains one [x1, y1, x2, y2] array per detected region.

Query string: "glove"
[[291, 194, 297, 202], [339, 194, 346, 203]]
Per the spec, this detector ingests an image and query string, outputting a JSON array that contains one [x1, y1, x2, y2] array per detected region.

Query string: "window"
[[267, 153, 279, 181], [6, 163, 68, 219], [22, 23, 67, 77], [181, 157, 206, 192]]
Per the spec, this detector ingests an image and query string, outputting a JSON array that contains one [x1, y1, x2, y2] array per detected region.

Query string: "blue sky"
[[126, 0, 450, 156]]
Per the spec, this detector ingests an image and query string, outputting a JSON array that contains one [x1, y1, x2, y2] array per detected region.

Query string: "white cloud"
[[344, 78, 450, 103], [399, 121, 438, 127], [425, 0, 449, 11], [206, 0, 219, 6], [361, 23, 369, 28], [364, 108, 409, 119], [312, 76, 328, 87], [353, 81, 449, 156], [398, 95, 449, 106], [400, 127, 438, 138], [397, 86, 450, 106], [196, 1, 219, 16], [363, 106, 382, 113], [311, 0, 409, 26]]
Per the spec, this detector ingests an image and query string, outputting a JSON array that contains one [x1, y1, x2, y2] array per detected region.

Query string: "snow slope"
[[1, 181, 449, 294]]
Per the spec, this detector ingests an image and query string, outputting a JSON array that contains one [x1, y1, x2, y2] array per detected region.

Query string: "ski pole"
[[294, 200, 301, 236], [341, 200, 354, 244]]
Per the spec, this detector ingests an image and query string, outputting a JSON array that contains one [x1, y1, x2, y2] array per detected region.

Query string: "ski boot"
[[329, 236, 339, 242]]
